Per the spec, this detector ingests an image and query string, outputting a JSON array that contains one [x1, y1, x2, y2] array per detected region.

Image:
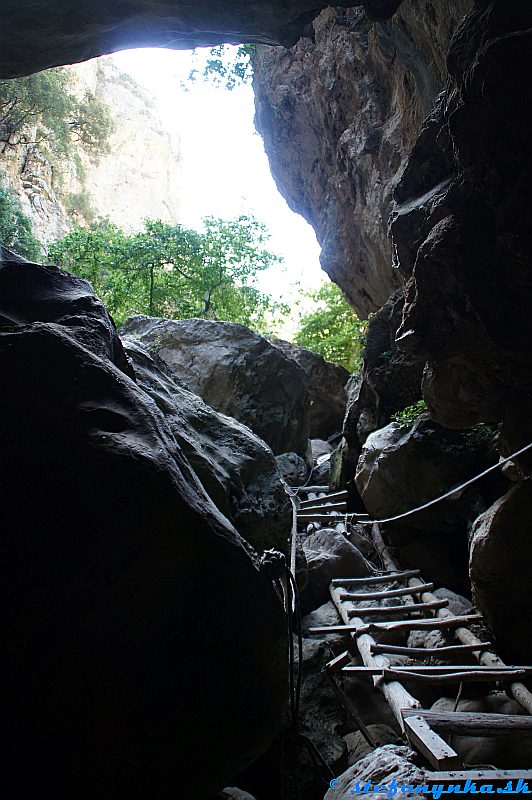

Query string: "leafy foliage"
[[188, 45, 255, 91], [48, 215, 284, 329], [392, 400, 428, 426], [293, 281, 366, 371], [0, 69, 113, 156], [0, 173, 41, 260]]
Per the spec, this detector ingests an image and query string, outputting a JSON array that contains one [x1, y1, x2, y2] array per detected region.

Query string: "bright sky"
[[109, 47, 325, 313]]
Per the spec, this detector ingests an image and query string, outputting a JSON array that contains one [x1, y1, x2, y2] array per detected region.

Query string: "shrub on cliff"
[[0, 69, 113, 156], [0, 173, 41, 260]]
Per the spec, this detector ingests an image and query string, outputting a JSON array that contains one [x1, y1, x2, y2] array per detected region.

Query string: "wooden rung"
[[325, 650, 351, 672], [291, 485, 329, 493], [309, 615, 480, 635], [382, 668, 530, 684], [299, 490, 348, 507], [346, 599, 449, 617], [355, 614, 483, 635], [299, 502, 347, 513], [340, 582, 434, 601], [297, 513, 344, 522], [343, 665, 532, 674], [370, 642, 492, 658], [331, 569, 421, 587], [426, 769, 532, 781], [403, 715, 462, 770], [401, 708, 532, 736]]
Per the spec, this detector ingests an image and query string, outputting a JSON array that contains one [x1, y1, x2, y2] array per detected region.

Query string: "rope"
[[346, 439, 532, 526]]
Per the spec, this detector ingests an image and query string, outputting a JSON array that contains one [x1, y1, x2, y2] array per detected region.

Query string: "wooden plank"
[[291, 485, 329, 493], [297, 513, 344, 523], [324, 650, 351, 672], [401, 708, 532, 736], [340, 582, 434, 601], [370, 642, 492, 658], [355, 614, 483, 635], [298, 502, 347, 513], [426, 769, 532, 781], [331, 569, 421, 587], [382, 668, 529, 685], [403, 716, 462, 770], [346, 599, 448, 617], [299, 490, 348, 507], [343, 665, 532, 674], [370, 523, 532, 716]]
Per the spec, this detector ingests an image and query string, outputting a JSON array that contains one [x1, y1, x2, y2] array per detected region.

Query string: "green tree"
[[0, 69, 113, 156], [188, 45, 255, 91], [0, 173, 41, 260], [48, 215, 284, 329], [293, 281, 366, 371]]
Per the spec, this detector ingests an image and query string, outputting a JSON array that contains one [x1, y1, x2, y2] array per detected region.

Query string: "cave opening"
[[2, 1, 532, 798]]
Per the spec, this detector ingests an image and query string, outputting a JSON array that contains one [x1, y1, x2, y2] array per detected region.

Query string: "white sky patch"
[[109, 47, 325, 310]]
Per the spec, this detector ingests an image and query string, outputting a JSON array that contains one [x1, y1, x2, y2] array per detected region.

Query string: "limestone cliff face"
[[1, 58, 181, 248], [253, 2, 471, 317], [68, 59, 181, 232]]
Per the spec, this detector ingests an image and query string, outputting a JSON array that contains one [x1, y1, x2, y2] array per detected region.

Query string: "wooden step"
[[425, 769, 532, 782], [401, 708, 532, 736], [355, 613, 483, 635], [403, 715, 463, 770], [345, 599, 449, 617], [298, 501, 347, 513], [331, 569, 421, 587], [290, 485, 329, 493], [340, 581, 434, 601], [370, 642, 492, 658], [310, 614, 482, 636], [297, 513, 345, 523], [343, 665, 532, 674], [299, 490, 348, 507], [376, 668, 530, 684]]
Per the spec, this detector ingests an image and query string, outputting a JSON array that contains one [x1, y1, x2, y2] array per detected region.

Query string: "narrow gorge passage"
[[1, 2, 532, 799]]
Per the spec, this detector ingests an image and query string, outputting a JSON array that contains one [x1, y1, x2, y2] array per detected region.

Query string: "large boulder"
[[121, 315, 310, 456], [0, 252, 288, 799], [431, 694, 532, 769], [356, 414, 498, 535], [273, 338, 350, 439], [355, 414, 501, 591], [470, 479, 532, 663], [324, 745, 426, 799], [123, 338, 291, 554], [302, 527, 369, 610]]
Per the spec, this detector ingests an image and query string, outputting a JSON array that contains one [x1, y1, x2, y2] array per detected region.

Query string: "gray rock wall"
[[253, 2, 471, 317]]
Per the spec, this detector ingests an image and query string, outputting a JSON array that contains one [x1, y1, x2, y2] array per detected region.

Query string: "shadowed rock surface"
[[391, 3, 532, 457], [355, 415, 498, 535], [470, 479, 532, 663], [302, 527, 369, 610], [121, 315, 310, 456], [272, 338, 350, 439], [355, 414, 501, 591], [123, 338, 292, 554], [0, 0, 407, 78], [0, 252, 288, 799]]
